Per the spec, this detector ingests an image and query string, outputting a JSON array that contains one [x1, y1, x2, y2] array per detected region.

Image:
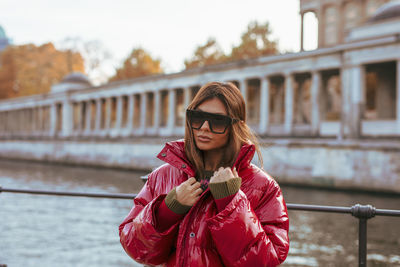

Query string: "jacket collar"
[[157, 139, 256, 178]]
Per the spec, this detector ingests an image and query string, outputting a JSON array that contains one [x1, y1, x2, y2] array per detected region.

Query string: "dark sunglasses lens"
[[187, 110, 231, 134], [187, 110, 205, 129], [209, 116, 230, 133]]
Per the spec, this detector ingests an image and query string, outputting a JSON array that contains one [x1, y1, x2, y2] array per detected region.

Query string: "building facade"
[[0, 0, 400, 140]]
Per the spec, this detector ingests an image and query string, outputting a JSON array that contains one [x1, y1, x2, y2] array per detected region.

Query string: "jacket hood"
[[157, 139, 256, 177]]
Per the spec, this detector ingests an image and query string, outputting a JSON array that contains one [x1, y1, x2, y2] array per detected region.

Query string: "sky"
[[1, 0, 317, 81]]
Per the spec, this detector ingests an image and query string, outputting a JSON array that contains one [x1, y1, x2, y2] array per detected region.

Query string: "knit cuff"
[[209, 177, 241, 200], [165, 187, 192, 215]]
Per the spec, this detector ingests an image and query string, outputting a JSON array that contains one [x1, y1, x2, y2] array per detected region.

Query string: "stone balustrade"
[[1, 35, 400, 140]]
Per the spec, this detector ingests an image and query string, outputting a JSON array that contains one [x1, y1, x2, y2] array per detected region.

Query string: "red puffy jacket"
[[119, 140, 289, 266]]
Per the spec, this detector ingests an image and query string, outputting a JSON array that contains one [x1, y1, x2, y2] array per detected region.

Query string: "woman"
[[119, 82, 289, 266]]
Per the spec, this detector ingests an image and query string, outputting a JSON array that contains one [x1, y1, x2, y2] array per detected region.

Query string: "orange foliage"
[[184, 21, 279, 70], [0, 42, 84, 99], [230, 21, 278, 61], [109, 47, 163, 82], [184, 38, 227, 69]]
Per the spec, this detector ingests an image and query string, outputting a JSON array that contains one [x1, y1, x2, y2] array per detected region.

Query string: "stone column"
[[238, 79, 248, 105], [259, 76, 270, 134], [284, 73, 294, 135], [167, 89, 176, 135], [116, 96, 123, 130], [77, 102, 84, 133], [38, 106, 44, 134], [300, 12, 304, 51], [397, 60, 400, 133], [95, 99, 102, 132], [154, 91, 160, 132], [184, 87, 191, 110], [31, 108, 36, 133], [311, 70, 321, 135], [105, 98, 112, 131], [62, 100, 73, 137], [139, 93, 147, 135], [341, 65, 364, 138], [127, 95, 134, 133], [85, 100, 91, 133], [50, 103, 57, 137]]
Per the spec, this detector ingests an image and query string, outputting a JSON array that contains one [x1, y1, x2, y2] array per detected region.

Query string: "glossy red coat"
[[119, 140, 289, 266]]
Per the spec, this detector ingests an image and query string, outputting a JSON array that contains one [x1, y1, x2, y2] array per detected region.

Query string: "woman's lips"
[[197, 135, 211, 142]]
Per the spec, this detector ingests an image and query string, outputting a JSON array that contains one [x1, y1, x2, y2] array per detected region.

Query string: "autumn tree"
[[109, 47, 163, 82], [59, 37, 112, 85], [229, 21, 278, 61], [0, 43, 84, 99], [184, 38, 227, 69], [0, 48, 16, 99]]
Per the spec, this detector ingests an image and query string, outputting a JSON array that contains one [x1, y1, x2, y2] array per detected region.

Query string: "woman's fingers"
[[190, 181, 201, 190], [195, 188, 203, 195], [232, 167, 238, 177], [187, 177, 196, 185]]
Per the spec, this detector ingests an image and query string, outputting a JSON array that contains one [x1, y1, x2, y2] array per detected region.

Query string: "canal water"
[[0, 159, 399, 267]]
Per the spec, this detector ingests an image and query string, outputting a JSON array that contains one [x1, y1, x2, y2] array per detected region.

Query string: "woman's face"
[[192, 97, 230, 151]]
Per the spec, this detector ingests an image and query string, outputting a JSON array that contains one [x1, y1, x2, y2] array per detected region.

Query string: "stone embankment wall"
[[0, 138, 399, 193]]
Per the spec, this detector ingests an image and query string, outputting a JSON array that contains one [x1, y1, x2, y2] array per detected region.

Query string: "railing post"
[[359, 218, 367, 267], [351, 204, 376, 267]]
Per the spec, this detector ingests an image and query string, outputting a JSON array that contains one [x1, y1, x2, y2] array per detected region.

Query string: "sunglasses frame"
[[186, 109, 239, 134]]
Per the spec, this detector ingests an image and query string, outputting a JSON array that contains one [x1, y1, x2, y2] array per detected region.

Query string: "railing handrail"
[[1, 185, 399, 216], [1, 185, 400, 267]]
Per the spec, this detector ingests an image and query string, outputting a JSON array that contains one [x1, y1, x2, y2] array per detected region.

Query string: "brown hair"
[[184, 81, 263, 178]]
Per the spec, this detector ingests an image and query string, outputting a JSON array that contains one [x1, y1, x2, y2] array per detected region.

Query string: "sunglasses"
[[186, 109, 239, 134]]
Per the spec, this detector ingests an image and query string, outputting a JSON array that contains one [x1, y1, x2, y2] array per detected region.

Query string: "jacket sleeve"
[[207, 180, 289, 267], [118, 171, 179, 265]]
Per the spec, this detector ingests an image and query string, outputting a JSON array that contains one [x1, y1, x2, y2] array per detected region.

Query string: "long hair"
[[184, 81, 263, 178]]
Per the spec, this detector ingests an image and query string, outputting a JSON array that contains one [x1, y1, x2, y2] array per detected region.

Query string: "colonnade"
[[0, 59, 399, 139], [0, 71, 327, 138]]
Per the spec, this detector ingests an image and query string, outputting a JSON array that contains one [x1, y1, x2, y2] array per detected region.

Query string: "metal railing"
[[1, 185, 400, 267]]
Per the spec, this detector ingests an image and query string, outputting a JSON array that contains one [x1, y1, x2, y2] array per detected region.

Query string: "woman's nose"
[[199, 120, 211, 131]]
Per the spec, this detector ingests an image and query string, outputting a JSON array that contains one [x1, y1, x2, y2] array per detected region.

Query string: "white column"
[[238, 79, 248, 105], [85, 100, 91, 133], [351, 65, 365, 138], [127, 95, 134, 133], [311, 70, 321, 135], [259, 76, 270, 134], [38, 106, 44, 134], [284, 73, 294, 134], [116, 96, 123, 130], [167, 89, 176, 135], [31, 108, 37, 133], [139, 93, 147, 135], [95, 99, 102, 132], [105, 98, 112, 131], [154, 91, 160, 132], [62, 100, 73, 137], [50, 103, 57, 137], [341, 65, 364, 138], [396, 60, 400, 133], [184, 87, 191, 109], [77, 102, 84, 133]]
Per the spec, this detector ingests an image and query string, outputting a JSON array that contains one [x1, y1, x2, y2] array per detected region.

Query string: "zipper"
[[180, 188, 210, 266]]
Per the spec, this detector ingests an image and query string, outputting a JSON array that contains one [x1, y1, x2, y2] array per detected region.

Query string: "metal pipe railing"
[[1, 185, 399, 267]]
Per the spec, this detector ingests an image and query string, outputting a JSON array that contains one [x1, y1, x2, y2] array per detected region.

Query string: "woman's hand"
[[209, 167, 238, 184], [176, 177, 203, 206]]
